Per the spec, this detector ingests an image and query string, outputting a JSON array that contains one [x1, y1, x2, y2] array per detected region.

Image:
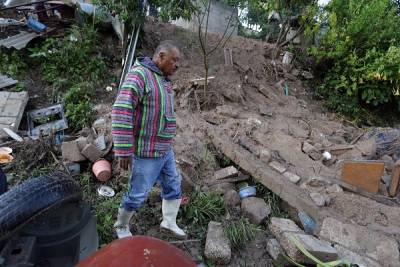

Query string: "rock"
[[81, 144, 102, 162], [210, 182, 235, 195], [61, 141, 86, 162], [335, 244, 381, 267], [301, 71, 314, 79], [283, 171, 301, 184], [224, 189, 241, 207], [269, 161, 286, 174], [181, 172, 195, 194], [319, 217, 400, 266], [302, 142, 322, 160], [269, 217, 303, 238], [326, 184, 343, 194], [241, 197, 271, 224], [266, 239, 290, 265], [279, 232, 338, 264], [291, 69, 300, 76], [309, 192, 330, 207], [148, 187, 161, 205], [356, 139, 377, 159], [259, 105, 273, 117], [204, 221, 231, 265], [214, 166, 238, 180], [259, 149, 271, 164], [382, 155, 394, 172]]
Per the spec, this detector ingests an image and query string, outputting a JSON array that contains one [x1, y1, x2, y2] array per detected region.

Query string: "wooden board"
[[341, 161, 384, 194], [389, 160, 400, 197]]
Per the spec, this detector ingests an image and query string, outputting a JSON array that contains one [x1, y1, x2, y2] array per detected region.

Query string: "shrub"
[[310, 0, 400, 118]]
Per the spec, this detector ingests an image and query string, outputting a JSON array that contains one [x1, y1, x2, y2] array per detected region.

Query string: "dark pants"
[[0, 167, 7, 195]]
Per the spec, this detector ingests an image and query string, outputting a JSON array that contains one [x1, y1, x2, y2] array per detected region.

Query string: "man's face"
[[158, 48, 180, 76]]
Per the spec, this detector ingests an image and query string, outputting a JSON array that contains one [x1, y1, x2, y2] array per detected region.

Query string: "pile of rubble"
[[61, 118, 112, 178]]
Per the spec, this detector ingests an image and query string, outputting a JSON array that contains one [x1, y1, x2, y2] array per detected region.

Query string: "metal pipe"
[[118, 24, 140, 92]]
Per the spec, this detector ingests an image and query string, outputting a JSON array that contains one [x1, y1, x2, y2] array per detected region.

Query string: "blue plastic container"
[[298, 211, 316, 234], [238, 186, 256, 199], [27, 17, 47, 32]]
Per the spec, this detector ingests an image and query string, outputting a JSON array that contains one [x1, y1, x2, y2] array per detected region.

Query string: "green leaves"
[[311, 0, 400, 118], [225, 218, 260, 249], [63, 83, 94, 130]]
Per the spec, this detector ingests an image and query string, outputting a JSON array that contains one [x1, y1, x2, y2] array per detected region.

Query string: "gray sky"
[[318, 0, 331, 6]]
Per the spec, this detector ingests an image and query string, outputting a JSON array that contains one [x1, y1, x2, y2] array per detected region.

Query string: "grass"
[[180, 191, 227, 239], [225, 217, 261, 249]]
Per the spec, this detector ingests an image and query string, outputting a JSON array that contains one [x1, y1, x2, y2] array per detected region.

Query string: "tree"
[[310, 0, 400, 119], [195, 0, 245, 95], [95, 0, 196, 28], [244, 0, 316, 46]]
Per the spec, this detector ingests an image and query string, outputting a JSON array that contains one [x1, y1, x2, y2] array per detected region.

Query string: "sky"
[[318, 0, 331, 6]]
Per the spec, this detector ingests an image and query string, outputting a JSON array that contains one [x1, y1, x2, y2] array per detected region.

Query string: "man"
[[111, 40, 186, 239]]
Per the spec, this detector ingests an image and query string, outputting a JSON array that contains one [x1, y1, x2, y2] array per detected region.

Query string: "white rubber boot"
[[160, 199, 187, 239], [114, 207, 135, 239]]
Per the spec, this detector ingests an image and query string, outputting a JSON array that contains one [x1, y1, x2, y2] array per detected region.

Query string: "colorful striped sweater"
[[112, 57, 176, 158]]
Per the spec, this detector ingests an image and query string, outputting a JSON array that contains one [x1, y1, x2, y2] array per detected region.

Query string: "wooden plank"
[[341, 161, 384, 194], [207, 128, 338, 223], [389, 160, 400, 197]]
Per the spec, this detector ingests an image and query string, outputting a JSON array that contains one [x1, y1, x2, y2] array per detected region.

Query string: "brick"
[[319, 217, 400, 266], [214, 166, 238, 180], [302, 142, 322, 160], [341, 161, 384, 193], [204, 221, 231, 265], [269, 161, 286, 173], [279, 232, 338, 264], [62, 141, 86, 162], [81, 144, 102, 162], [241, 197, 270, 224], [284, 171, 301, 184], [269, 217, 303, 239]]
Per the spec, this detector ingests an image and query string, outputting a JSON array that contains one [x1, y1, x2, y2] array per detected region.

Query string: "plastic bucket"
[[92, 159, 111, 182]]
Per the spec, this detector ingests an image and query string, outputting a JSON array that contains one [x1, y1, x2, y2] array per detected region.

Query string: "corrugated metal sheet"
[[0, 31, 38, 50], [0, 74, 18, 89]]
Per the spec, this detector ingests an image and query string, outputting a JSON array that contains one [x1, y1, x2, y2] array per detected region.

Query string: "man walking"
[[111, 41, 186, 239]]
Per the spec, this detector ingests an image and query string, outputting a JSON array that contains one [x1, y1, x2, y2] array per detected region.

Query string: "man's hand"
[[118, 156, 132, 170]]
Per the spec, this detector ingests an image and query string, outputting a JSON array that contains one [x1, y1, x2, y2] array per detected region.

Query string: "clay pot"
[[92, 159, 111, 182]]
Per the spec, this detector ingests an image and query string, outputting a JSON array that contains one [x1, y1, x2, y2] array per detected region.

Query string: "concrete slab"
[[0, 91, 29, 138]]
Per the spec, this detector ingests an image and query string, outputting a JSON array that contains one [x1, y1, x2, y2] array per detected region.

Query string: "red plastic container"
[[76, 236, 196, 267]]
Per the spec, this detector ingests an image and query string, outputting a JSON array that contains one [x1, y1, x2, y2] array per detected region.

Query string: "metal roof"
[[0, 74, 18, 89], [0, 31, 38, 50]]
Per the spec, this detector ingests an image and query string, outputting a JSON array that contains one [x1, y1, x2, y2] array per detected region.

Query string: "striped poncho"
[[111, 57, 176, 158]]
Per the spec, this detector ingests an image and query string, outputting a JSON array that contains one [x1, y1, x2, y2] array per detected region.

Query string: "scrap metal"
[[0, 31, 39, 50]]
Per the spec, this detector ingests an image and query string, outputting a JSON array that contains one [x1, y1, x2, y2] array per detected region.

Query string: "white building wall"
[[172, 0, 237, 36]]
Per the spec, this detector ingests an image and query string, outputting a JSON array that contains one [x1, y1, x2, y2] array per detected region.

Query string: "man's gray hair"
[[154, 40, 179, 57]]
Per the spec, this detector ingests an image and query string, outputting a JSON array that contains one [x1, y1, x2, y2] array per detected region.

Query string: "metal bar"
[[118, 24, 141, 92]]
